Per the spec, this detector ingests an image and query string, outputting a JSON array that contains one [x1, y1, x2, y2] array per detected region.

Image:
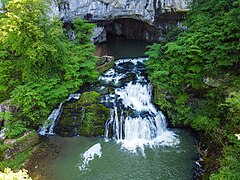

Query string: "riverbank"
[[24, 136, 67, 180]]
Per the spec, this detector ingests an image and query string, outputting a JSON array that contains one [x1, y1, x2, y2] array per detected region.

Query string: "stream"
[[30, 36, 199, 180]]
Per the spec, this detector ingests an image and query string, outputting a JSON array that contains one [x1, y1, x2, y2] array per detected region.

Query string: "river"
[[28, 35, 199, 180]]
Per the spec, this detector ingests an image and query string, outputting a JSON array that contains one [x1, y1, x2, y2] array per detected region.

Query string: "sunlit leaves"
[[145, 0, 240, 178], [0, 0, 98, 126]]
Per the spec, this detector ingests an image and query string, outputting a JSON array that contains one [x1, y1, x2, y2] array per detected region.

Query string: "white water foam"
[[115, 82, 156, 113], [79, 143, 102, 171], [102, 57, 180, 154], [115, 57, 147, 66]]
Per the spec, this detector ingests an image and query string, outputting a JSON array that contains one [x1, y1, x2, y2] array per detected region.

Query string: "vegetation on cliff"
[[0, 0, 98, 137], [146, 0, 239, 178]]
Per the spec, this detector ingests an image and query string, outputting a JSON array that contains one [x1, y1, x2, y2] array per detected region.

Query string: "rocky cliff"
[[52, 0, 189, 24], [51, 0, 190, 42]]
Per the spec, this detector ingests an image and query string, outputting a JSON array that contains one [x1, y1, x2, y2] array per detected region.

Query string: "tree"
[[145, 0, 240, 178], [0, 0, 98, 128]]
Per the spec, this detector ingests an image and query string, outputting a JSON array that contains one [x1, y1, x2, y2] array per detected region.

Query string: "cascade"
[[29, 38, 198, 180], [38, 57, 179, 153], [100, 57, 179, 152], [38, 93, 81, 136]]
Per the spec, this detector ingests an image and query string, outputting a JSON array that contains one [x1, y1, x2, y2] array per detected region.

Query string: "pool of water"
[[31, 129, 197, 180], [95, 34, 150, 59]]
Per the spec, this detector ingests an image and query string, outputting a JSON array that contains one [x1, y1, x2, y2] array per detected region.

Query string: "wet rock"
[[55, 91, 109, 137], [97, 59, 115, 74], [125, 72, 137, 83], [115, 62, 135, 74], [116, 72, 137, 85]]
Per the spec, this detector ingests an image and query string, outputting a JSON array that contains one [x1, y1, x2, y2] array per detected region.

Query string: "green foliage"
[[0, 0, 9, 8], [5, 121, 26, 139], [73, 18, 95, 44], [78, 91, 101, 106], [210, 141, 240, 180], [211, 92, 240, 179], [0, 111, 12, 121], [145, 0, 240, 177], [0, 111, 27, 139], [0, 0, 99, 127]]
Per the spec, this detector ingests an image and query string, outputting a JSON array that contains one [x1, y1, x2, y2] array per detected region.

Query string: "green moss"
[[0, 131, 39, 170], [2, 130, 39, 162], [56, 91, 109, 137], [78, 91, 101, 106], [0, 142, 3, 160], [80, 104, 109, 136], [2, 143, 13, 152], [16, 130, 37, 144]]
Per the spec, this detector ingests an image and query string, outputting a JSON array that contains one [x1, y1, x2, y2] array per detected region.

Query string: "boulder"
[[55, 91, 109, 137]]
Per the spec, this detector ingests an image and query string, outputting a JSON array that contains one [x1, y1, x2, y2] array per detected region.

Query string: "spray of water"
[[101, 58, 179, 154]]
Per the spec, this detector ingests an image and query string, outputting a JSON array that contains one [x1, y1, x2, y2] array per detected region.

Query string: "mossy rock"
[[2, 130, 39, 160], [78, 91, 101, 106], [55, 91, 109, 137], [80, 104, 109, 136], [54, 101, 83, 137]]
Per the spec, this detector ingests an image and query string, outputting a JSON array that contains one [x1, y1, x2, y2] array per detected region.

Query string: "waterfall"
[[100, 57, 179, 153], [39, 57, 179, 153], [38, 93, 81, 136]]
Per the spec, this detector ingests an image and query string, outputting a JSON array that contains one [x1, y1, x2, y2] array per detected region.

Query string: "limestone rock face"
[[52, 0, 190, 24]]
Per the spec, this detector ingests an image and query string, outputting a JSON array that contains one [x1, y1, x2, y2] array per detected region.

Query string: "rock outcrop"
[[2, 130, 39, 160], [52, 0, 190, 25], [51, 0, 191, 42], [55, 91, 109, 137]]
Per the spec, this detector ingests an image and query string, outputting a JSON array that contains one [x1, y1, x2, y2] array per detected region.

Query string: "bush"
[[4, 121, 26, 139]]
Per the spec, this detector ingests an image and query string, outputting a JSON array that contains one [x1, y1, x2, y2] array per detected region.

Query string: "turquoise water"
[[40, 129, 197, 180]]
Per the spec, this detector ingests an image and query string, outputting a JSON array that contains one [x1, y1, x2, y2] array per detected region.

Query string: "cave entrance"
[[102, 18, 161, 42]]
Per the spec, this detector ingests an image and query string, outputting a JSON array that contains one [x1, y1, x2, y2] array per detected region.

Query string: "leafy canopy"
[[0, 0, 99, 129], [145, 0, 240, 178]]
